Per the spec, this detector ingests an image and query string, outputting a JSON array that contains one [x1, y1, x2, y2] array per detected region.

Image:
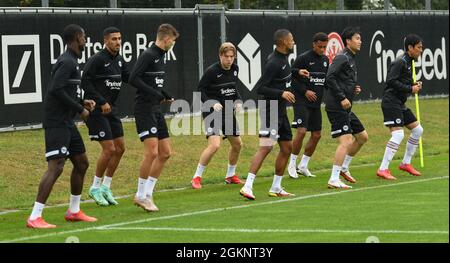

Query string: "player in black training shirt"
[[376, 34, 424, 180], [27, 24, 97, 228], [240, 29, 296, 200], [82, 27, 130, 206], [324, 27, 368, 189], [129, 24, 179, 212], [288, 32, 329, 179], [191, 42, 244, 189]]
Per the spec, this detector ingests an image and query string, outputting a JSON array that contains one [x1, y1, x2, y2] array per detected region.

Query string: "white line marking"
[[0, 158, 429, 216], [100, 227, 449, 235], [1, 176, 447, 243]]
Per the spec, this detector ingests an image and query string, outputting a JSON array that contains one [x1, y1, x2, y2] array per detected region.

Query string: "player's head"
[[219, 42, 236, 70], [274, 29, 295, 54], [103, 27, 122, 54], [312, 32, 328, 56], [63, 24, 86, 55], [404, 34, 423, 59], [341, 26, 361, 53], [156, 23, 179, 51]]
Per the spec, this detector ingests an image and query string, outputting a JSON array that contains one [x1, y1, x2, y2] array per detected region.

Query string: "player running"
[[129, 24, 179, 212], [240, 29, 296, 200], [27, 24, 97, 228], [324, 27, 368, 189], [288, 32, 329, 179], [191, 42, 244, 189], [376, 34, 424, 180], [82, 27, 130, 206]]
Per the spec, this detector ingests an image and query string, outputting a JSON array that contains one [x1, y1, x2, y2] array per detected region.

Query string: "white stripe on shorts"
[[331, 129, 342, 135], [384, 121, 395, 125], [45, 150, 60, 158], [139, 131, 150, 138]]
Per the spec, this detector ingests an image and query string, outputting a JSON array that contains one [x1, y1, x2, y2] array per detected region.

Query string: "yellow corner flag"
[[412, 60, 424, 167]]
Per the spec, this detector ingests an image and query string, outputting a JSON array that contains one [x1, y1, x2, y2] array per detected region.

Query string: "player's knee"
[[208, 142, 221, 153], [280, 144, 292, 155], [391, 129, 405, 144], [296, 128, 307, 137], [115, 145, 125, 156], [311, 132, 322, 141], [103, 146, 117, 158], [231, 140, 242, 152], [75, 158, 89, 173], [160, 150, 172, 160], [144, 150, 158, 161], [411, 124, 423, 139], [359, 132, 369, 145], [260, 145, 273, 155]]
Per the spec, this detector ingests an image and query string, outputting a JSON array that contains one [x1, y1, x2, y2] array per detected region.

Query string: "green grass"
[[0, 98, 448, 243]]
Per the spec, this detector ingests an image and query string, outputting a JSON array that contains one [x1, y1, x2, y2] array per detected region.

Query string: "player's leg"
[[28, 127, 69, 228], [65, 152, 97, 222], [297, 108, 322, 177], [225, 136, 244, 184], [98, 137, 124, 205], [288, 103, 308, 178], [399, 108, 423, 176], [377, 105, 404, 180], [268, 140, 295, 197], [240, 138, 274, 200], [65, 127, 96, 222], [340, 112, 368, 183], [145, 138, 172, 211], [192, 135, 221, 189], [328, 134, 354, 189]]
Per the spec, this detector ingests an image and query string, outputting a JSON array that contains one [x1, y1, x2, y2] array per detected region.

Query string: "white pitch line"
[[100, 227, 449, 235], [0, 162, 382, 216], [1, 175, 447, 243]]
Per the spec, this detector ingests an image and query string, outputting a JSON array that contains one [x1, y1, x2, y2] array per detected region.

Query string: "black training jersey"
[[324, 47, 358, 112], [129, 44, 173, 113], [382, 53, 414, 106], [82, 48, 129, 113], [291, 49, 329, 108], [255, 49, 292, 116], [198, 62, 242, 105], [43, 49, 84, 128]]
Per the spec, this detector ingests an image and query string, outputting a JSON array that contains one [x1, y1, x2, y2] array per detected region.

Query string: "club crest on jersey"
[[234, 71, 237, 76], [324, 61, 328, 67], [118, 61, 122, 67]]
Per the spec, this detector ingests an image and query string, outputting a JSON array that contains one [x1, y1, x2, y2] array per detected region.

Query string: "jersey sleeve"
[[325, 54, 347, 101]]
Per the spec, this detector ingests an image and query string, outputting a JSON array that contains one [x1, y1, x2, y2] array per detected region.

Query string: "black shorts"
[[135, 111, 169, 142], [326, 110, 365, 138], [381, 104, 417, 127], [202, 109, 240, 139], [44, 125, 86, 161], [291, 103, 322, 131], [85, 113, 124, 141], [259, 109, 292, 141]]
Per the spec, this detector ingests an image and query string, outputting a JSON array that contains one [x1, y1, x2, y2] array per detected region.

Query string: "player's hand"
[[299, 69, 310, 78], [304, 90, 317, 102], [83, 100, 96, 112], [282, 91, 296, 103], [412, 82, 422, 94], [354, 85, 362, 95], [101, 102, 111, 114], [341, 98, 351, 110], [234, 103, 243, 113], [213, 103, 223, 112], [80, 108, 90, 122]]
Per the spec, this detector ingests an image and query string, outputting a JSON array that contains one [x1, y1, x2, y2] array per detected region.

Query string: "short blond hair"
[[219, 42, 236, 56]]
